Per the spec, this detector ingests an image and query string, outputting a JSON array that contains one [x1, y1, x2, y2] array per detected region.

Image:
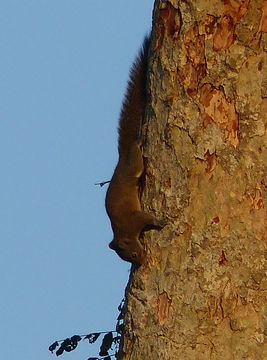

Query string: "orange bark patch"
[[213, 0, 250, 50], [200, 84, 239, 147], [219, 250, 227, 265], [213, 15, 236, 50], [157, 291, 172, 325], [212, 216, 220, 224], [259, 1, 267, 32], [179, 23, 206, 96]]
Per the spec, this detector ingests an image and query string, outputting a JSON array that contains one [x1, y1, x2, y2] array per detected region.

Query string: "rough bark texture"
[[121, 1, 267, 359]]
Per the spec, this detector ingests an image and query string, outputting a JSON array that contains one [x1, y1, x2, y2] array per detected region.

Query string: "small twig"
[[95, 180, 111, 187], [55, 331, 117, 344], [87, 354, 116, 360]]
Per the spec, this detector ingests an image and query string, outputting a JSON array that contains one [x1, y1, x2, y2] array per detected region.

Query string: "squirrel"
[[105, 35, 166, 265]]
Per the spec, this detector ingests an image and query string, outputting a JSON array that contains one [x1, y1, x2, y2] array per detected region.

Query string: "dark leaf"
[[55, 346, 64, 357], [99, 332, 113, 356], [56, 338, 77, 354], [118, 299, 124, 312], [87, 358, 99, 360], [116, 323, 124, 334], [64, 347, 72, 352], [99, 351, 108, 357], [49, 341, 59, 353], [71, 335, 82, 343], [84, 332, 101, 344], [116, 312, 124, 321], [62, 338, 72, 350], [113, 336, 121, 344]]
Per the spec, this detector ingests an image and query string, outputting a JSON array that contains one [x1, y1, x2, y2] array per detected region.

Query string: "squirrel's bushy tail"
[[118, 35, 151, 157]]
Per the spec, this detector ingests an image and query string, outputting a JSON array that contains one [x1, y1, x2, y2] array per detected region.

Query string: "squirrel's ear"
[[109, 240, 116, 250]]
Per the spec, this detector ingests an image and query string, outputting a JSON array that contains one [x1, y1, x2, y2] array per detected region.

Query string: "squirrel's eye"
[[131, 253, 137, 259]]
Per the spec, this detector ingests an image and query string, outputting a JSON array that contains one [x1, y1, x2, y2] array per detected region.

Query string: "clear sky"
[[0, 1, 154, 359]]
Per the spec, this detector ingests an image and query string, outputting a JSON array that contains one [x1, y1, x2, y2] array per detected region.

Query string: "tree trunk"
[[120, 1, 267, 359]]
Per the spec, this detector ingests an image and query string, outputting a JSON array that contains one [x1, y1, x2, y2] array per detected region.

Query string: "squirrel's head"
[[109, 237, 144, 265]]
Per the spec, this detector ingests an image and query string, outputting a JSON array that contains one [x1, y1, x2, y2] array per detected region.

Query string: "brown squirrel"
[[105, 35, 166, 265]]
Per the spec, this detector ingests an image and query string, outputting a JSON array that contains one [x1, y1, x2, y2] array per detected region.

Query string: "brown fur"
[[105, 35, 166, 265]]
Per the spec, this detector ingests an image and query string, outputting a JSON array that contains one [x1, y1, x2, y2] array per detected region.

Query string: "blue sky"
[[0, 1, 154, 359]]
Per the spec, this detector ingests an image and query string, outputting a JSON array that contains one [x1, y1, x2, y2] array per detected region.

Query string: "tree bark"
[[120, 1, 267, 359]]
